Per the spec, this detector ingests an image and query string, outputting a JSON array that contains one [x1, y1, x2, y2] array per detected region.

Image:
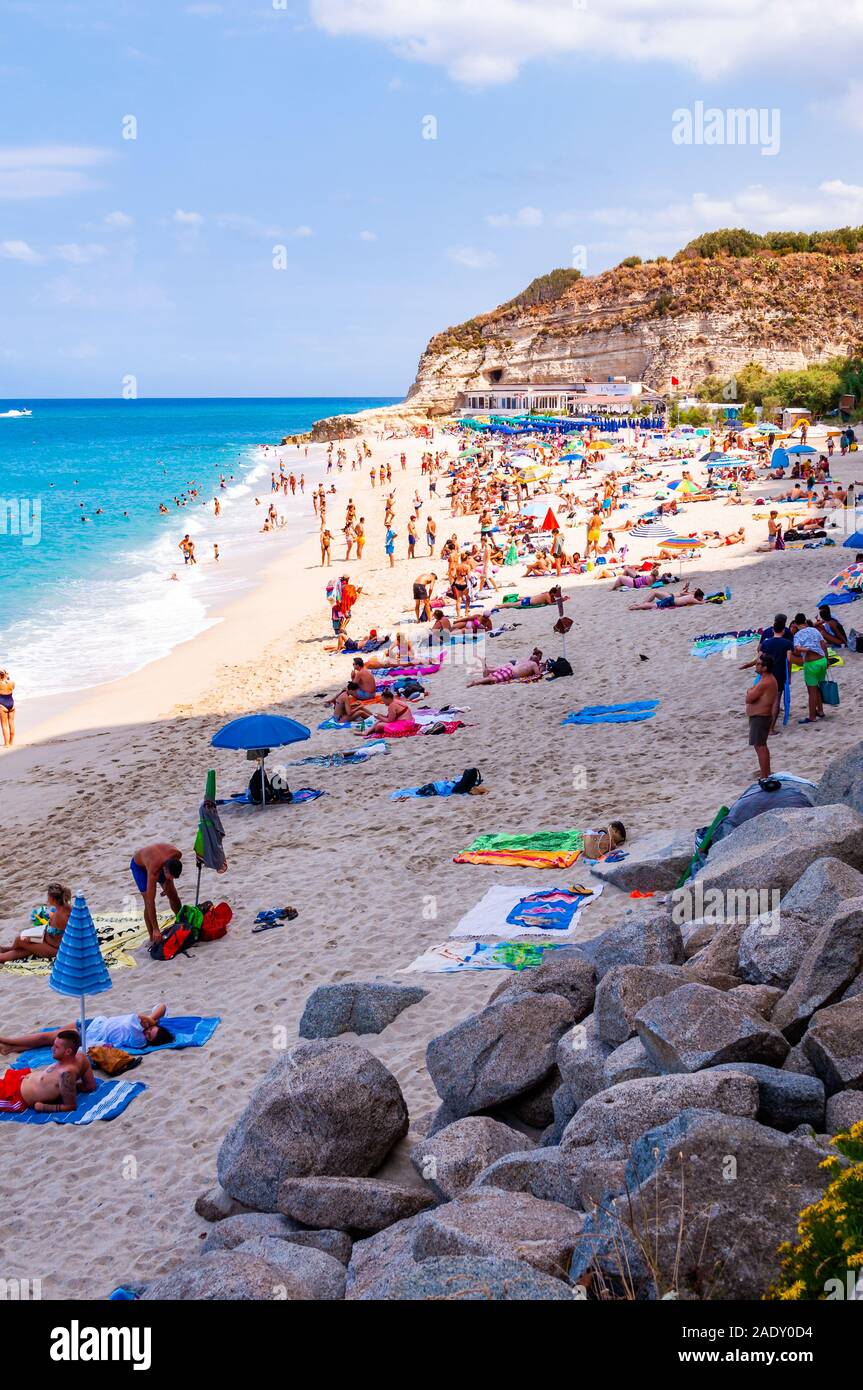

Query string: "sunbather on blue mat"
[[1, 1011, 221, 1070]]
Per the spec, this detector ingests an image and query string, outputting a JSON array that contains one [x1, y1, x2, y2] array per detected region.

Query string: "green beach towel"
[[465, 831, 585, 855]]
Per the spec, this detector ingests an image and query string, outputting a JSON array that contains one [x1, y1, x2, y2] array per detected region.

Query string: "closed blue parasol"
[[49, 894, 112, 1050], [212, 714, 310, 809]]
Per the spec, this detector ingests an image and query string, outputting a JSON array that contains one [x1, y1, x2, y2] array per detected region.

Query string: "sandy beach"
[[1, 424, 860, 1298]]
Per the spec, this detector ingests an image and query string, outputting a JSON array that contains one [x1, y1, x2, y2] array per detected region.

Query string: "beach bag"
[[87, 1045, 142, 1077], [820, 679, 840, 707], [452, 767, 482, 795], [546, 656, 573, 679], [150, 922, 194, 961], [200, 902, 232, 941]]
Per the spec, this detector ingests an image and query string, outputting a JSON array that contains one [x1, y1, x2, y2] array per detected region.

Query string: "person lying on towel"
[[467, 655, 542, 686], [0, 1004, 173, 1056], [0, 1029, 95, 1114]]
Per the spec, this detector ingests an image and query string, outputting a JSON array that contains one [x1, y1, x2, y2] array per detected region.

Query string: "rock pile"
[[140, 762, 863, 1301]]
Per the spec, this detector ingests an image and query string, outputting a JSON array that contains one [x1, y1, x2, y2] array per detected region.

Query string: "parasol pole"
[[79, 994, 87, 1052]]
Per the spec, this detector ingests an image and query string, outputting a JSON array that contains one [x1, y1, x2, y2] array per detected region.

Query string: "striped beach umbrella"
[[629, 521, 678, 539], [49, 894, 112, 1051]]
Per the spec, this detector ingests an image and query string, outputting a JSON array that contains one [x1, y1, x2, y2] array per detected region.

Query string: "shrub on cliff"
[[767, 1121, 863, 1301]]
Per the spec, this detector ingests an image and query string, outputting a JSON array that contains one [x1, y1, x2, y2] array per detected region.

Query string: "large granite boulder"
[[217, 1040, 409, 1210], [771, 900, 863, 1042], [277, 1176, 435, 1233], [802, 998, 863, 1093], [635, 983, 789, 1073], [410, 1189, 584, 1279], [825, 1090, 863, 1134], [589, 827, 694, 891], [603, 1036, 658, 1087], [345, 1214, 429, 1299], [542, 1015, 612, 1144], [141, 1247, 343, 1301], [815, 738, 863, 817], [685, 922, 746, 981], [594, 964, 690, 1046], [693, 804, 863, 901], [489, 952, 596, 1019], [202, 1212, 298, 1252], [577, 909, 683, 980], [299, 981, 427, 1038], [730, 984, 783, 1020], [425, 992, 574, 1118], [233, 1237, 347, 1299], [569, 1111, 829, 1299], [194, 1183, 253, 1223], [497, 1067, 559, 1129], [470, 1146, 583, 1209], [352, 1255, 575, 1300], [738, 857, 863, 988], [410, 1116, 529, 1199], [707, 1062, 825, 1131], [559, 1070, 759, 1151]]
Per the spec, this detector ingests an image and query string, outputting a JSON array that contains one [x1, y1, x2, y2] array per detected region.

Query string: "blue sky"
[[2, 0, 862, 397]]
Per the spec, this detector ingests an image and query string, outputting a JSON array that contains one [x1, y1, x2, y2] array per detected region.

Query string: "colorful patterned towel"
[[454, 830, 584, 869], [690, 630, 759, 658], [451, 883, 603, 939], [403, 940, 578, 974], [0, 910, 169, 978]]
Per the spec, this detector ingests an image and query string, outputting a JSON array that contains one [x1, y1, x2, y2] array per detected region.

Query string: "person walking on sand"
[[0, 669, 15, 748], [129, 844, 183, 945], [745, 654, 777, 777], [385, 526, 397, 568], [179, 534, 196, 565], [320, 528, 332, 566]]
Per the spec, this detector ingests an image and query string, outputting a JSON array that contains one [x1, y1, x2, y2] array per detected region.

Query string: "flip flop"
[[252, 919, 283, 934], [797, 718, 818, 725]]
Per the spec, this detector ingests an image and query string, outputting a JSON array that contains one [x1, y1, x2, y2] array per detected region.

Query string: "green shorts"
[[803, 656, 828, 688]]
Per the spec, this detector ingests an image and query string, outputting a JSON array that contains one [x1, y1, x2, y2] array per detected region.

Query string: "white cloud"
[[293, 224, 313, 238], [835, 81, 863, 133], [486, 205, 543, 229], [447, 246, 498, 270], [173, 209, 203, 225], [310, 0, 863, 85], [216, 212, 284, 238], [0, 145, 110, 200], [358, 229, 378, 241], [54, 242, 108, 264], [0, 239, 42, 264], [103, 210, 134, 230]]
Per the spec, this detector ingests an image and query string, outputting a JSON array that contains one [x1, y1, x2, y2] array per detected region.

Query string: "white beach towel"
[[449, 883, 603, 940]]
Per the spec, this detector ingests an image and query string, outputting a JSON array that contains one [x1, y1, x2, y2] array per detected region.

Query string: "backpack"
[[200, 902, 232, 941], [546, 656, 573, 679], [452, 767, 483, 795], [149, 921, 194, 961]]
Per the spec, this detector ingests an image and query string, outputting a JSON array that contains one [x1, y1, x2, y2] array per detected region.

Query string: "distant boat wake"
[[0, 408, 32, 417]]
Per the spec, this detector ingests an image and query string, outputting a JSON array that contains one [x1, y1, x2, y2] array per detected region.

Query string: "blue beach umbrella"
[[212, 713, 310, 810], [49, 894, 112, 1051], [786, 444, 817, 455], [842, 531, 863, 550]]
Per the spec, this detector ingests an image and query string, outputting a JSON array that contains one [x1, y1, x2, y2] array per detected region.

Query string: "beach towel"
[[0, 909, 167, 978], [218, 787, 324, 807], [454, 830, 584, 869], [450, 883, 603, 940], [391, 780, 458, 799], [562, 700, 659, 725], [403, 940, 577, 974], [0, 1076, 145, 1125], [12, 1015, 221, 1071], [690, 630, 759, 658], [376, 659, 445, 678], [287, 741, 388, 768]]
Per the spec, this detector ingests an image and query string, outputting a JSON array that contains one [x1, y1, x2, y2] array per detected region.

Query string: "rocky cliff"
[[404, 250, 863, 416]]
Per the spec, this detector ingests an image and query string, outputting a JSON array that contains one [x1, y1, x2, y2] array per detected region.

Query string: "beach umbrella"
[[657, 535, 704, 550], [700, 451, 731, 462], [193, 768, 227, 905], [456, 448, 480, 460], [786, 444, 817, 455], [559, 451, 585, 462], [831, 563, 863, 585], [49, 894, 112, 1052], [770, 447, 789, 469], [842, 531, 863, 549], [629, 521, 678, 539], [541, 507, 560, 532], [212, 713, 311, 810]]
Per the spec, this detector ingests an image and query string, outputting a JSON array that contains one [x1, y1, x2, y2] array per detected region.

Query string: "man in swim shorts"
[[130, 843, 183, 944], [745, 654, 777, 777], [0, 1029, 96, 1114], [791, 616, 828, 724], [413, 572, 437, 623]]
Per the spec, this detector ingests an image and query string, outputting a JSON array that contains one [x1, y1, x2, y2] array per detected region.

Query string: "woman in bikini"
[[0, 669, 14, 748], [0, 883, 72, 963]]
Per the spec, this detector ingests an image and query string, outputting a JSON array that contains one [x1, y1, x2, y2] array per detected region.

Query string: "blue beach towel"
[[13, 1015, 221, 1071], [391, 780, 458, 800], [218, 787, 324, 807], [0, 1076, 145, 1125], [563, 700, 659, 726]]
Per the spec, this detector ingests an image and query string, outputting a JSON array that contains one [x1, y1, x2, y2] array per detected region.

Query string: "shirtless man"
[[0, 1030, 96, 1114], [629, 585, 705, 611], [745, 654, 777, 777], [520, 585, 568, 609], [130, 843, 183, 944], [350, 658, 377, 697]]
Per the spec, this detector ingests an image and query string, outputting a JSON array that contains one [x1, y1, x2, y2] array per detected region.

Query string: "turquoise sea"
[[0, 397, 398, 699]]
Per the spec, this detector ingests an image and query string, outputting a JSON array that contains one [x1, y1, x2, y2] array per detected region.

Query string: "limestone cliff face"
[[403, 251, 863, 415]]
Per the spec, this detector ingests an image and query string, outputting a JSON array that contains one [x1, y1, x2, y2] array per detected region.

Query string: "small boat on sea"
[[0, 408, 32, 417]]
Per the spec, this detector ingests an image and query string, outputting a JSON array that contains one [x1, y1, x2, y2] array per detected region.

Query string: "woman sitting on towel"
[[0, 883, 72, 963], [365, 688, 416, 737]]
